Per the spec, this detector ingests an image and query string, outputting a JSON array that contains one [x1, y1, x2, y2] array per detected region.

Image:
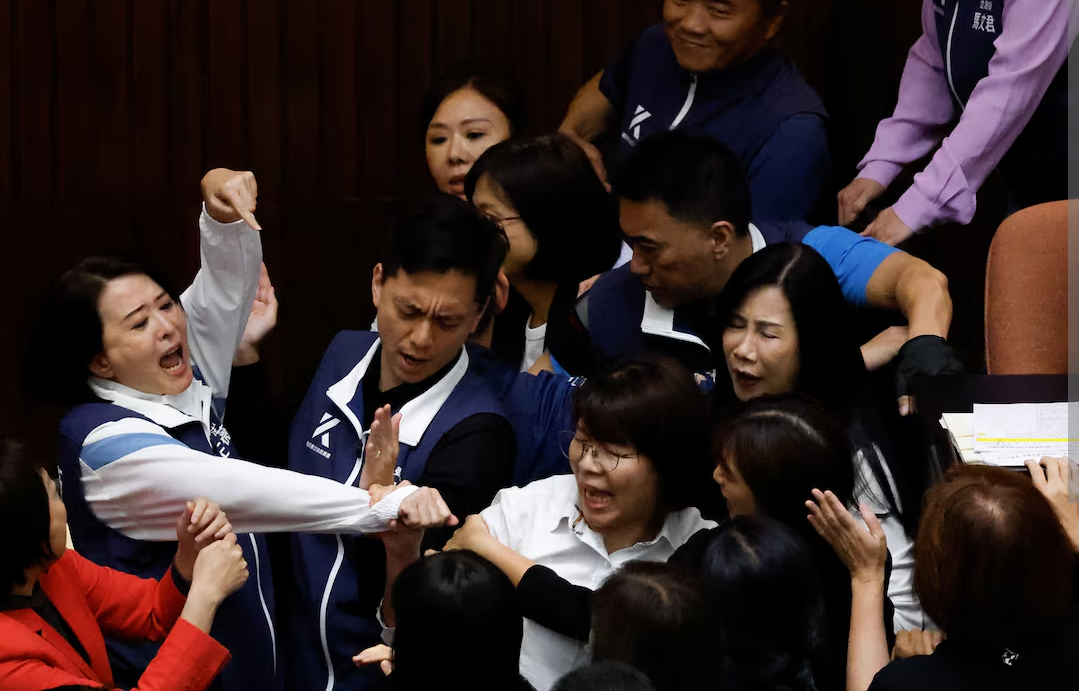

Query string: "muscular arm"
[[559, 71, 614, 142], [865, 252, 951, 340]]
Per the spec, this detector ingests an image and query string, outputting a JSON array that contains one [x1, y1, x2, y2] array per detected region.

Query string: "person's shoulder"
[[59, 403, 153, 445], [586, 264, 642, 300], [631, 22, 670, 54], [869, 653, 948, 690], [324, 329, 378, 356], [493, 474, 576, 514]]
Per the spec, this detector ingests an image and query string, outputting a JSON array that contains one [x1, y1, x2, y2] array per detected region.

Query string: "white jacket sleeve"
[[78, 417, 417, 541], [180, 205, 263, 401]]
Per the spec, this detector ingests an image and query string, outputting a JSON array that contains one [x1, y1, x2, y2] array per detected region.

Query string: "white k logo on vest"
[[622, 105, 652, 146], [305, 412, 340, 459]]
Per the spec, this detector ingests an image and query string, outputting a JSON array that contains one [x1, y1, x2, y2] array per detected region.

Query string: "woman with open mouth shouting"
[[22, 168, 456, 690]]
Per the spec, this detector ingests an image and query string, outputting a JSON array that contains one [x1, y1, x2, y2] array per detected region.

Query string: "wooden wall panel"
[[1, 0, 938, 447]]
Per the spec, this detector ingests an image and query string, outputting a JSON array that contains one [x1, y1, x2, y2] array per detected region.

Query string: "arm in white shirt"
[[180, 206, 263, 401], [77, 417, 417, 541]]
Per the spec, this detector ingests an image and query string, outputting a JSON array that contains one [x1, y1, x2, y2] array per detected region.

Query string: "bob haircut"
[[591, 561, 711, 690], [420, 67, 527, 137], [0, 438, 56, 595], [700, 514, 825, 690], [914, 465, 1076, 646], [612, 130, 752, 237], [571, 356, 712, 512], [713, 393, 855, 532], [390, 550, 524, 689], [381, 194, 508, 307], [464, 133, 623, 285], [24, 256, 179, 406]]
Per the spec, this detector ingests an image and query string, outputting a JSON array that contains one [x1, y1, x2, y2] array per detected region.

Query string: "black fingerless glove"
[[895, 335, 964, 396]]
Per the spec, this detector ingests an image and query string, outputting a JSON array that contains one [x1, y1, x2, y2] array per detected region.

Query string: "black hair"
[[420, 67, 527, 137], [571, 356, 712, 513], [23, 256, 179, 406], [552, 661, 655, 691], [612, 130, 751, 237], [465, 133, 623, 285], [715, 242, 915, 532], [390, 550, 525, 690], [381, 194, 509, 306], [0, 438, 57, 595], [700, 515, 825, 690], [591, 561, 712, 690], [758, 0, 790, 17]]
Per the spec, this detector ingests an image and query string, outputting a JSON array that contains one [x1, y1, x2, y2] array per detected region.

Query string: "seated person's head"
[[25, 257, 186, 405], [712, 394, 854, 533], [373, 195, 508, 387], [612, 130, 751, 309], [0, 438, 68, 595], [662, 0, 789, 73], [718, 242, 863, 412], [915, 465, 1076, 647], [552, 661, 654, 691], [390, 549, 524, 689], [566, 357, 711, 551], [421, 69, 525, 199], [466, 133, 623, 288], [591, 561, 710, 690], [700, 514, 824, 690]]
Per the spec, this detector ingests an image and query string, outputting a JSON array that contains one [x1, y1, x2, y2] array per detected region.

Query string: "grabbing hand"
[[838, 177, 886, 226], [564, 132, 610, 192], [1027, 456, 1079, 552], [862, 207, 914, 247], [806, 489, 888, 585], [892, 629, 944, 660], [174, 498, 233, 582], [353, 644, 394, 677], [234, 263, 278, 366], [443, 514, 494, 554], [201, 168, 261, 230], [189, 533, 249, 606], [398, 487, 458, 530]]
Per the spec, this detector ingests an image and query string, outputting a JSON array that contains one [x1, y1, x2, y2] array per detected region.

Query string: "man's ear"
[[764, 1, 789, 41], [89, 354, 113, 380], [709, 220, 737, 260], [372, 263, 384, 309], [493, 271, 510, 313]]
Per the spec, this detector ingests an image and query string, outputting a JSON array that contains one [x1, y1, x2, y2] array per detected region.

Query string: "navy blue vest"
[[286, 331, 508, 691], [933, 0, 1069, 205], [607, 24, 827, 176], [57, 401, 278, 691]]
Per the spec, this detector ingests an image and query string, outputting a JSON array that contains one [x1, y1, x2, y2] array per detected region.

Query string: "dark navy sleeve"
[[803, 226, 900, 307], [503, 371, 576, 487], [747, 114, 831, 223], [598, 35, 640, 113]]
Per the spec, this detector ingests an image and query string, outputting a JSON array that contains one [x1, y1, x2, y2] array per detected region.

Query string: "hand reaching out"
[[201, 168, 261, 230], [234, 263, 279, 366], [861, 207, 914, 247], [397, 487, 458, 530], [806, 489, 888, 585], [1027, 456, 1079, 552], [443, 514, 495, 554], [174, 498, 233, 582], [353, 644, 394, 677], [361, 404, 401, 489], [891, 629, 944, 660], [837, 177, 885, 227]]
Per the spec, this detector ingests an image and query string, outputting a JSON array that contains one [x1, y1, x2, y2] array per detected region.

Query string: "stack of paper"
[[940, 402, 1073, 467]]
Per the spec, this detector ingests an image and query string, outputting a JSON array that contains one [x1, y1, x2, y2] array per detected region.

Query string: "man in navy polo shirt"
[[286, 195, 517, 690], [548, 131, 960, 411], [560, 0, 829, 222]]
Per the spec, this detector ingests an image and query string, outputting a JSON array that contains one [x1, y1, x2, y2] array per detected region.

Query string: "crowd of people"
[[1, 0, 1075, 690]]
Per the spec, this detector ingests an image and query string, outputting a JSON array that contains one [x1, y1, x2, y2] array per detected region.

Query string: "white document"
[[973, 402, 1071, 455]]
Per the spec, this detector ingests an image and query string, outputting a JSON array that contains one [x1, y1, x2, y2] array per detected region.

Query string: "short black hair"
[[552, 661, 655, 691], [571, 356, 712, 512], [700, 514, 825, 690], [23, 256, 178, 406], [612, 130, 752, 236], [465, 133, 623, 285], [0, 438, 56, 595], [391, 550, 524, 690], [381, 194, 508, 306], [420, 67, 527, 136], [592, 561, 712, 690]]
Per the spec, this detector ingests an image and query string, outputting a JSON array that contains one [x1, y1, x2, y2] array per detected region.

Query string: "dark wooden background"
[[4, 0, 995, 450]]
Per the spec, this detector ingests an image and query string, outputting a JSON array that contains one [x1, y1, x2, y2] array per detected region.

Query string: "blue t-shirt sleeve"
[[747, 114, 831, 222], [803, 226, 899, 307]]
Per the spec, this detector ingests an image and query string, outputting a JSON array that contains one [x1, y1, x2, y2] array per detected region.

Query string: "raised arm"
[[72, 417, 428, 540], [181, 170, 264, 401], [559, 71, 614, 188]]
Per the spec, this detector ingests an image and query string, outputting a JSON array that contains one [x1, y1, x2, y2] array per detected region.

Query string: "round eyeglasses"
[[560, 431, 637, 472]]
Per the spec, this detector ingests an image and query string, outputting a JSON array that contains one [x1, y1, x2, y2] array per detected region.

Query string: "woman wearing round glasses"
[[433, 356, 717, 689]]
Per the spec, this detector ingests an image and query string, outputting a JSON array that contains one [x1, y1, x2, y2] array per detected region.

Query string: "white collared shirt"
[[480, 474, 717, 690]]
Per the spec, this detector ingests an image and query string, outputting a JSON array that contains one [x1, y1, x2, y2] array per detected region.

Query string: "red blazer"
[[0, 550, 230, 690]]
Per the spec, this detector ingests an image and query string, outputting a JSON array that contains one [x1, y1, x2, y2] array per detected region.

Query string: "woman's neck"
[[512, 277, 558, 328], [600, 516, 664, 555], [11, 569, 41, 597]]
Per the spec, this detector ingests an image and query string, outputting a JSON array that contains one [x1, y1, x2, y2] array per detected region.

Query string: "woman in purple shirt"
[[838, 0, 1075, 246]]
